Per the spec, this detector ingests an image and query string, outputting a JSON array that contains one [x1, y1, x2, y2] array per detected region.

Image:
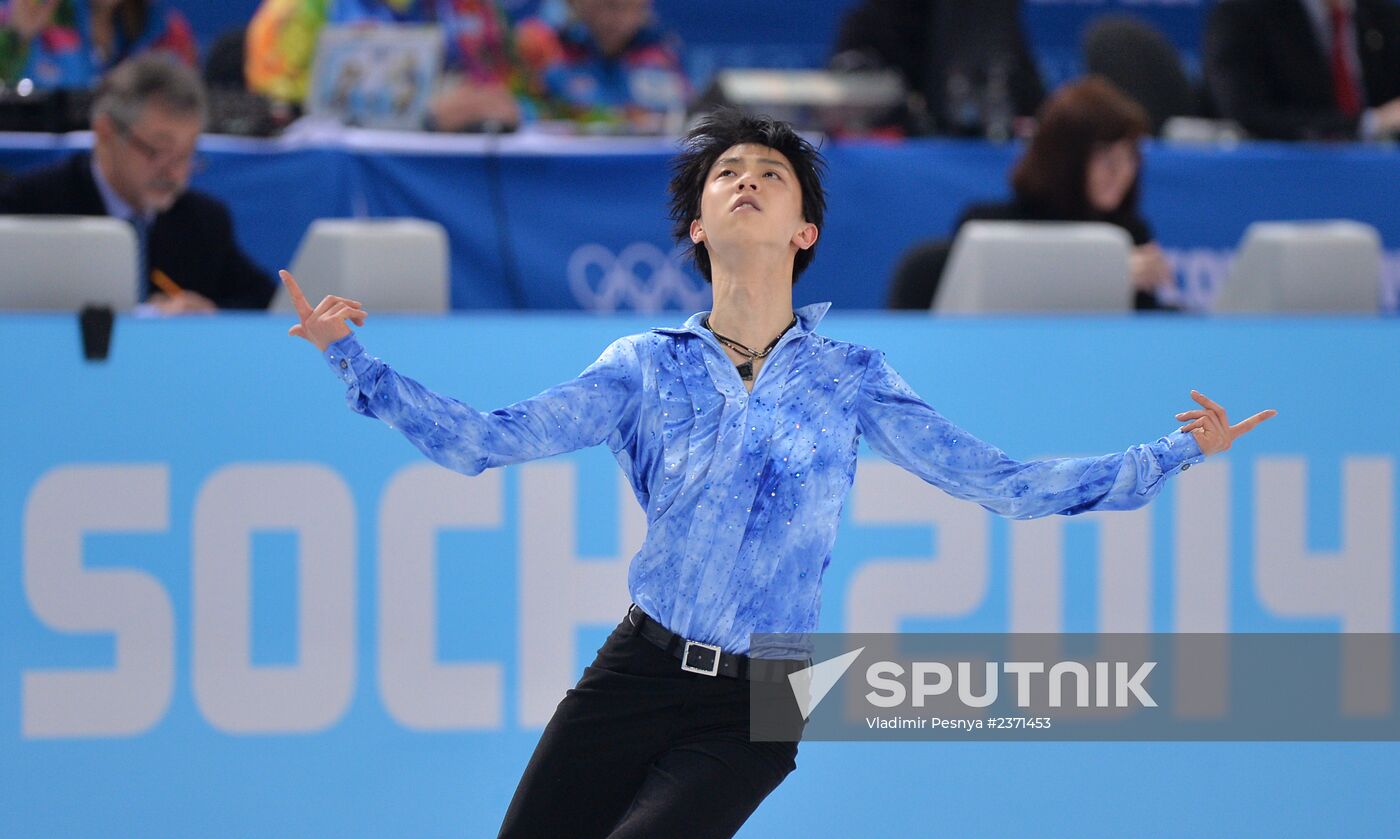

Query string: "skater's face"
[[690, 143, 817, 263]]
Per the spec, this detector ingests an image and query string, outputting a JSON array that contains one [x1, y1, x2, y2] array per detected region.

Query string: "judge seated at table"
[[0, 54, 275, 314], [887, 77, 1177, 312]]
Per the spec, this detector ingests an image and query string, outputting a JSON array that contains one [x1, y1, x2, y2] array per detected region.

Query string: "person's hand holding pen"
[[149, 269, 217, 315], [281, 269, 367, 351]]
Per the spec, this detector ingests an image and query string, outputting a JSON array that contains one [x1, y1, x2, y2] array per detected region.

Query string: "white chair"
[[933, 222, 1134, 314], [1214, 221, 1381, 313], [0, 216, 139, 311], [272, 218, 450, 313]]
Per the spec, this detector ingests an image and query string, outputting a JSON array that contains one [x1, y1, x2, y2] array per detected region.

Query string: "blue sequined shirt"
[[323, 302, 1204, 656]]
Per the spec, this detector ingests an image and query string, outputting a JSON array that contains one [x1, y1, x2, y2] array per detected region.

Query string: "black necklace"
[[702, 313, 797, 381]]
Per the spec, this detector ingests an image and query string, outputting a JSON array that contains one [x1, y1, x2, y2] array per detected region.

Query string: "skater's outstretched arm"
[[282, 270, 641, 476]]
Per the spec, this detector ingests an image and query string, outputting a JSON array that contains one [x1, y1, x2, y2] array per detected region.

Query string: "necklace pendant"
[[736, 360, 754, 381]]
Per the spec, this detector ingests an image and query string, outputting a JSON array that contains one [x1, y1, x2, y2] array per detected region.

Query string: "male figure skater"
[[282, 111, 1275, 838]]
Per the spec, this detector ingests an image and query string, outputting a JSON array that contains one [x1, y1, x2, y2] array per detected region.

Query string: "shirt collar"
[[651, 301, 833, 338], [90, 154, 154, 224]]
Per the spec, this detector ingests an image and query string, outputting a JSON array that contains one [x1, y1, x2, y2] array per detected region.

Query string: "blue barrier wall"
[[3, 312, 1398, 837], [3, 133, 1397, 313]]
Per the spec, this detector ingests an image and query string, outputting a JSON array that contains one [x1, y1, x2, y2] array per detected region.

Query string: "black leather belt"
[[627, 604, 808, 683]]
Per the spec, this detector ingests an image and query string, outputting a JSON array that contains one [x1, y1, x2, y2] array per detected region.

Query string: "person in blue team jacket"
[[280, 110, 1276, 839]]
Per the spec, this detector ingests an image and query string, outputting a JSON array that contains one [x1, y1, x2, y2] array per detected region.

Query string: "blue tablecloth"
[[2, 129, 1397, 312]]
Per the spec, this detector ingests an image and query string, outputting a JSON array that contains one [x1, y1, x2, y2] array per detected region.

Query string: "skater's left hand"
[[1175, 390, 1276, 457]]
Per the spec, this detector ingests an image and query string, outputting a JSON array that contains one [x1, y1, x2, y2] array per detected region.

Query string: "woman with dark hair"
[[888, 76, 1177, 311], [0, 0, 195, 89]]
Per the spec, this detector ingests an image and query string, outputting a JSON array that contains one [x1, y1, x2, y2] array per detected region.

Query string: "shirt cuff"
[[1360, 108, 1380, 141], [1159, 429, 1207, 476], [323, 334, 372, 389]]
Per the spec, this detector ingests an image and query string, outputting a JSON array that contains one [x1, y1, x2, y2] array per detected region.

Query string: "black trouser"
[[497, 611, 803, 838]]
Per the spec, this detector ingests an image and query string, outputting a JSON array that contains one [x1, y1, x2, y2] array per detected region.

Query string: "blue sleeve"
[[855, 351, 1205, 519], [322, 333, 642, 476]]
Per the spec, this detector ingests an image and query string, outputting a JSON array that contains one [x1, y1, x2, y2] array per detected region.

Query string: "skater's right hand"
[[281, 269, 366, 352]]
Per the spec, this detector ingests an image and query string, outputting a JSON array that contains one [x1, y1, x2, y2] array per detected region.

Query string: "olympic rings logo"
[[567, 242, 712, 313]]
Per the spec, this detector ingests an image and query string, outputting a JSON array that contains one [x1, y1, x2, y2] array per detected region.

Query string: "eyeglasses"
[[112, 118, 208, 174]]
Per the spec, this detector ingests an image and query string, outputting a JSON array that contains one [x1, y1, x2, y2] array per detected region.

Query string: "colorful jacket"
[[0, 0, 195, 89], [516, 15, 689, 129], [246, 0, 517, 104]]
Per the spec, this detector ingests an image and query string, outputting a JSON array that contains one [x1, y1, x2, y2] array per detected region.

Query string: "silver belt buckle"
[[681, 639, 722, 676]]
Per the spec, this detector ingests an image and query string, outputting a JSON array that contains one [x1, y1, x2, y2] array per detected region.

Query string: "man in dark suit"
[[1205, 0, 1400, 140], [0, 54, 275, 312]]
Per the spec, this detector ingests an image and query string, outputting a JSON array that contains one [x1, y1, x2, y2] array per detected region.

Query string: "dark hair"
[[668, 109, 827, 285], [1011, 76, 1150, 221]]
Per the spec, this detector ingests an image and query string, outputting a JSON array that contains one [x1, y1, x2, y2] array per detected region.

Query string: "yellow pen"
[[151, 268, 183, 298]]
